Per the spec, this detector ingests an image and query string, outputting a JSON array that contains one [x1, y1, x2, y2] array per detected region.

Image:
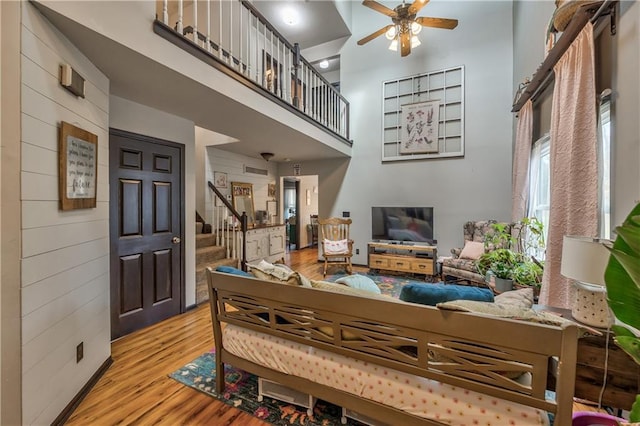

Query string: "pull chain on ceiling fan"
[[357, 0, 458, 57]]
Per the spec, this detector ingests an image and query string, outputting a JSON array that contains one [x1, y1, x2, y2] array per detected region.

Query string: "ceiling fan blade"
[[408, 0, 430, 15], [400, 32, 411, 57], [362, 0, 396, 17], [415, 16, 459, 30], [357, 25, 393, 45]]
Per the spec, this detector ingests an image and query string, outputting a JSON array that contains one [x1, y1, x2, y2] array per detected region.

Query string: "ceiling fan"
[[357, 0, 458, 57]]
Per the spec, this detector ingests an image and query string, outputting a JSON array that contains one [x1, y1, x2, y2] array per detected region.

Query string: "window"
[[527, 134, 550, 260], [599, 95, 611, 238]]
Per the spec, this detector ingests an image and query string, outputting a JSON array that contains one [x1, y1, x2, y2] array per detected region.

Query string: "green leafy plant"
[[511, 260, 543, 287], [477, 218, 545, 286], [476, 248, 522, 279], [604, 202, 640, 422]]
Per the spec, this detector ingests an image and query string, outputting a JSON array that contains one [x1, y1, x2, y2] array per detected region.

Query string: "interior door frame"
[[109, 128, 187, 327]]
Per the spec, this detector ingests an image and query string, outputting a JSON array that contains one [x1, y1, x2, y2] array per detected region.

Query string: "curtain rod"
[[512, 1, 617, 113]]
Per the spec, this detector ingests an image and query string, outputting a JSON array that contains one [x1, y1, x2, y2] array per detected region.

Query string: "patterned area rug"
[[169, 352, 364, 425], [327, 272, 430, 299]]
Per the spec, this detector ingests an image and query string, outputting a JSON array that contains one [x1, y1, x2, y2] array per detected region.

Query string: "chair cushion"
[[334, 274, 381, 294], [399, 283, 494, 306], [215, 265, 253, 277], [459, 241, 485, 260], [323, 238, 349, 255]]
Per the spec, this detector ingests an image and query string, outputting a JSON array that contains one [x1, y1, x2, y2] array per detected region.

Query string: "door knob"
[[172, 236, 181, 244]]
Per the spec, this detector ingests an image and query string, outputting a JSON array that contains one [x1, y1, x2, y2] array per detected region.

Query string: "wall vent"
[[244, 165, 268, 176]]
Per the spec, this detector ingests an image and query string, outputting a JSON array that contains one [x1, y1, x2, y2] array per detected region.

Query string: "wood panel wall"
[[20, 3, 110, 424]]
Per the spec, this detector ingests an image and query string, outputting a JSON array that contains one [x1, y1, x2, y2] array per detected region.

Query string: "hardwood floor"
[[65, 247, 602, 425]]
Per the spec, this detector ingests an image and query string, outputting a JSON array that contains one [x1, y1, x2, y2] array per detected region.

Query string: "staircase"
[[195, 228, 238, 305]]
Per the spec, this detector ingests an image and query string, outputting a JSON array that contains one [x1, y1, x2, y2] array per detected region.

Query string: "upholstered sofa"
[[442, 220, 514, 286]]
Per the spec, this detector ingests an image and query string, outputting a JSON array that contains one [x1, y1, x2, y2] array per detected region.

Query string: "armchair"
[[319, 217, 353, 277], [442, 220, 514, 286]]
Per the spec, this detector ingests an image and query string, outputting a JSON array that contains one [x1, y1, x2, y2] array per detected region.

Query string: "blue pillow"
[[335, 274, 381, 294], [399, 283, 494, 306], [215, 265, 253, 277]]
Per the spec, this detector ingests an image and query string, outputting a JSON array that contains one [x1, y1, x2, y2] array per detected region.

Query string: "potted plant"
[[477, 217, 545, 293], [604, 202, 640, 422], [476, 248, 521, 292]]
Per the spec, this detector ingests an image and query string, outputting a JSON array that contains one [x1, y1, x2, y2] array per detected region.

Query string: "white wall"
[[289, 1, 515, 263], [205, 147, 278, 226], [110, 96, 197, 308], [20, 3, 110, 424], [1, 1, 23, 424]]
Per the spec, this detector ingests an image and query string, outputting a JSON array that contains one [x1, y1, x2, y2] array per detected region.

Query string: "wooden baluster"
[[192, 0, 198, 44], [162, 0, 168, 25], [205, 0, 211, 53], [177, 0, 183, 34]]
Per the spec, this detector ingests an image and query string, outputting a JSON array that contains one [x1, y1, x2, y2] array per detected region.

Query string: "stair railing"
[[208, 181, 248, 271], [156, 0, 350, 141]]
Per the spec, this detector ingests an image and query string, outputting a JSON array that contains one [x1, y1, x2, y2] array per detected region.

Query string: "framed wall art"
[[58, 121, 98, 210], [400, 100, 440, 154], [214, 171, 228, 188], [382, 65, 465, 161]]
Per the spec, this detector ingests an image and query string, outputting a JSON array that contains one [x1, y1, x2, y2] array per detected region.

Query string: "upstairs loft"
[[33, 0, 353, 162]]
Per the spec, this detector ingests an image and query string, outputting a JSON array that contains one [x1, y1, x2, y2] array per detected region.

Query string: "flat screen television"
[[371, 207, 434, 244]]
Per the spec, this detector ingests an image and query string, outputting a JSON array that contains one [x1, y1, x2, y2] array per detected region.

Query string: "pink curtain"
[[538, 22, 599, 309], [512, 99, 533, 221]]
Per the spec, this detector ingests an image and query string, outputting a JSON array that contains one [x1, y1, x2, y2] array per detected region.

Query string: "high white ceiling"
[[249, 0, 351, 50]]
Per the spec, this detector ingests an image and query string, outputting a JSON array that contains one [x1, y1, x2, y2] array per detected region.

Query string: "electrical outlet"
[[356, 248, 360, 255], [76, 342, 84, 363]]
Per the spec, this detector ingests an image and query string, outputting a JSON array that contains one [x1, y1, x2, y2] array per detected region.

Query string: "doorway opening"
[[281, 175, 318, 251]]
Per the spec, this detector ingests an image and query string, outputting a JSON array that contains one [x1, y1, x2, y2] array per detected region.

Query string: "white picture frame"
[[214, 171, 228, 188], [400, 100, 440, 154]]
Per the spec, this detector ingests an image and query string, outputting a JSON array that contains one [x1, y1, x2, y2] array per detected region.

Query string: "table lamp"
[[560, 236, 613, 328]]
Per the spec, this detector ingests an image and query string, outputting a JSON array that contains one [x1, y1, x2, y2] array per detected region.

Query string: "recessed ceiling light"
[[282, 8, 299, 25], [318, 60, 329, 69]]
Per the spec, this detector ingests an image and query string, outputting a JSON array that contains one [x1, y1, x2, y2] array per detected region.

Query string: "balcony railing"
[[156, 0, 350, 141]]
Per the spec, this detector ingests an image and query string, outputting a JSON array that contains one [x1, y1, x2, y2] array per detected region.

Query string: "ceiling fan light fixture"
[[411, 35, 421, 48], [385, 25, 397, 40], [411, 21, 422, 35], [388, 38, 398, 51]]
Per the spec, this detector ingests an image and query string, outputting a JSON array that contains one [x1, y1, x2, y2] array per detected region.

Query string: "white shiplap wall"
[[21, 3, 110, 425], [205, 147, 278, 225]]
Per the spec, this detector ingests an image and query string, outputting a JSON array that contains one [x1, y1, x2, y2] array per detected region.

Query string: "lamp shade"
[[560, 236, 610, 286], [561, 236, 613, 327]]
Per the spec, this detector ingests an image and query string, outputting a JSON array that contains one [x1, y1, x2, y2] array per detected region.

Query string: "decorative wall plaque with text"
[[59, 121, 98, 210]]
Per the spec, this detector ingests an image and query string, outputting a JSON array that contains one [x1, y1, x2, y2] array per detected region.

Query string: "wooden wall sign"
[[59, 121, 98, 210]]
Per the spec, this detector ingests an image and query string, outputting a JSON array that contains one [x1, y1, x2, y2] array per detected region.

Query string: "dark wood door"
[[109, 129, 184, 340]]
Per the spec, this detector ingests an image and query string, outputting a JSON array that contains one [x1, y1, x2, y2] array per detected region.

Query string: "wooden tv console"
[[367, 241, 437, 277]]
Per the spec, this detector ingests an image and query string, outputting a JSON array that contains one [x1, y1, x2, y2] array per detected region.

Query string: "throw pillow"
[[324, 238, 349, 255], [494, 287, 534, 308], [334, 274, 381, 294], [399, 283, 494, 306], [215, 265, 253, 277], [435, 300, 600, 336], [247, 261, 312, 287], [459, 241, 485, 260]]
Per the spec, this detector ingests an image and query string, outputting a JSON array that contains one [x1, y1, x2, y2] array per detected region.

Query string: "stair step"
[[196, 258, 242, 304], [196, 245, 228, 264], [196, 233, 217, 249]]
